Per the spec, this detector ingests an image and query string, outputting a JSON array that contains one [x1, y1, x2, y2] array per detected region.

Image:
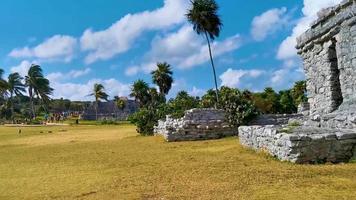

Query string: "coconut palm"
[[186, 0, 222, 106], [7, 72, 26, 119], [89, 83, 108, 120], [0, 69, 7, 97], [151, 62, 173, 96], [130, 80, 150, 107], [25, 64, 53, 119], [114, 96, 126, 111]]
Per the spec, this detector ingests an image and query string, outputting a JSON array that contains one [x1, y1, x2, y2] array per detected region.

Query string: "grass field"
[[1, 124, 356, 200]]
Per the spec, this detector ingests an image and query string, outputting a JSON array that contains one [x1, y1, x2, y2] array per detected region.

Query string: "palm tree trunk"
[[28, 88, 36, 120], [95, 100, 98, 121], [204, 31, 219, 108], [10, 92, 14, 123]]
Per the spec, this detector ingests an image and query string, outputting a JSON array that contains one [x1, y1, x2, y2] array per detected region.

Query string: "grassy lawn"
[[0, 125, 356, 199]]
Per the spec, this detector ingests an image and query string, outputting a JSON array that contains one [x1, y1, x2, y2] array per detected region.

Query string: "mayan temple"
[[297, 0, 356, 128], [239, 0, 356, 163]]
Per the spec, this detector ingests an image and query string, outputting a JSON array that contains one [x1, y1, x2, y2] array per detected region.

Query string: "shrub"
[[129, 108, 158, 136], [218, 87, 258, 127]]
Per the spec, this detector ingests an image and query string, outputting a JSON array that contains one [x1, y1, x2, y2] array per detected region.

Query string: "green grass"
[[1, 125, 356, 199]]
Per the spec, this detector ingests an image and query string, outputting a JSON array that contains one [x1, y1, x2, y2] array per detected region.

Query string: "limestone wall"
[[154, 108, 237, 142], [239, 125, 356, 163], [297, 0, 356, 116]]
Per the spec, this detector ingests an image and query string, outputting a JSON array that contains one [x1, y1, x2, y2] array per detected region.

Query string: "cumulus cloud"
[[126, 25, 242, 76], [47, 68, 91, 82], [189, 86, 205, 97], [9, 35, 77, 62], [251, 7, 289, 41], [277, 0, 343, 60], [51, 78, 131, 101], [80, 0, 188, 64], [219, 68, 265, 88], [10, 60, 38, 77]]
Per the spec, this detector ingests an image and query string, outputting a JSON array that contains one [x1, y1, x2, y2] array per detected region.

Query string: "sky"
[[0, 0, 344, 101]]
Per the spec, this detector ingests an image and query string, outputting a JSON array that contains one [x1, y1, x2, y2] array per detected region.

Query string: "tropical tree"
[[89, 83, 108, 120], [25, 64, 53, 119], [114, 96, 126, 111], [291, 80, 307, 106], [151, 62, 173, 97], [187, 0, 222, 106], [7, 72, 26, 119], [130, 80, 150, 107], [0, 69, 7, 97]]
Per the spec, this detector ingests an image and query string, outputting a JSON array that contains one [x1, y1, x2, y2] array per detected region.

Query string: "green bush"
[[218, 87, 258, 127], [129, 108, 158, 136]]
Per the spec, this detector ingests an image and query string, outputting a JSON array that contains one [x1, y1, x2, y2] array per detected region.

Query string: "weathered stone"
[[154, 108, 237, 142]]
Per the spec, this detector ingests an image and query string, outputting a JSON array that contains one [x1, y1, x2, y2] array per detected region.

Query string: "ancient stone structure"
[[82, 99, 138, 121], [297, 0, 356, 128], [154, 108, 237, 142], [239, 125, 356, 163], [239, 1, 356, 164]]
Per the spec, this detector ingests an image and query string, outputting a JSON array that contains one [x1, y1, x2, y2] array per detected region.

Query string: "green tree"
[[89, 83, 108, 120], [200, 89, 217, 108], [279, 90, 297, 114], [187, 0, 222, 106], [168, 91, 200, 118], [25, 64, 53, 118], [218, 87, 258, 127], [114, 96, 126, 111], [151, 62, 173, 97], [7, 73, 26, 120], [0, 69, 7, 98], [291, 80, 307, 106], [130, 80, 150, 107]]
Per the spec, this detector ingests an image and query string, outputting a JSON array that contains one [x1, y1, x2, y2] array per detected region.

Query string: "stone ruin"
[[154, 108, 237, 142], [155, 1, 356, 164], [239, 1, 356, 163]]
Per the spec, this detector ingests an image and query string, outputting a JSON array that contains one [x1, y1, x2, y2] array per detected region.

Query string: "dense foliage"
[[0, 65, 54, 123]]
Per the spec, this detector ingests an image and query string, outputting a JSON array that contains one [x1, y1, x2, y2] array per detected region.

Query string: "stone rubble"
[[239, 125, 356, 163], [154, 108, 237, 142]]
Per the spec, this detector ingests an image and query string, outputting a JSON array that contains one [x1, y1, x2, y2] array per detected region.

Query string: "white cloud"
[[219, 68, 265, 88], [270, 60, 305, 88], [51, 78, 131, 101], [10, 60, 38, 77], [189, 86, 205, 97], [251, 7, 289, 41], [277, 0, 343, 60], [9, 35, 77, 62], [47, 68, 91, 83], [80, 0, 188, 64], [68, 68, 91, 78], [126, 25, 242, 76]]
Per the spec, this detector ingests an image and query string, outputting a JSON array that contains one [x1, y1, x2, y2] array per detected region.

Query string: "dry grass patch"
[[0, 125, 355, 199]]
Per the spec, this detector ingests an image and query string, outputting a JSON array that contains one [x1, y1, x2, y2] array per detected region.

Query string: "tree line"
[[0, 65, 53, 122]]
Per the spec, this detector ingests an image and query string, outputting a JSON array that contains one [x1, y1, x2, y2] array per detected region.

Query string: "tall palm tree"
[[187, 0, 222, 106], [89, 83, 108, 120], [114, 96, 126, 111], [130, 80, 150, 107], [25, 64, 53, 119], [0, 69, 7, 97], [7, 72, 26, 119], [151, 62, 173, 97]]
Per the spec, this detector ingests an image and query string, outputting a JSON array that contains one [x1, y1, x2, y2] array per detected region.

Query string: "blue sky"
[[0, 0, 343, 100]]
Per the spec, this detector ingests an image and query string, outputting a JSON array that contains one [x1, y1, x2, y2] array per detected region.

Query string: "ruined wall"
[[154, 109, 237, 142], [239, 125, 356, 164], [297, 0, 356, 116]]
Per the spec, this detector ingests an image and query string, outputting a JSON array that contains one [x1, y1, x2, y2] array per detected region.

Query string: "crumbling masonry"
[[239, 0, 356, 163]]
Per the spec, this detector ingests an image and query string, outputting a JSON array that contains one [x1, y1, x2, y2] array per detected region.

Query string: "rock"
[[154, 108, 237, 142]]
